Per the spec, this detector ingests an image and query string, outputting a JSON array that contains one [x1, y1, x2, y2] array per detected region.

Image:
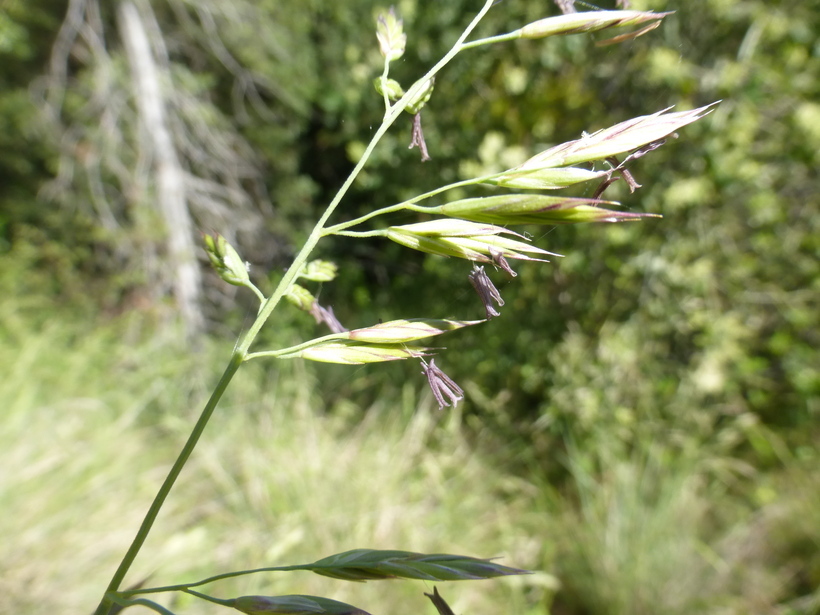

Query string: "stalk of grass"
[[13, 3, 715, 613]]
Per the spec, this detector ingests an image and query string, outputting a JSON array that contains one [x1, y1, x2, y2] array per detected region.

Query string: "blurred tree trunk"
[[41, 0, 287, 336], [118, 1, 203, 340]]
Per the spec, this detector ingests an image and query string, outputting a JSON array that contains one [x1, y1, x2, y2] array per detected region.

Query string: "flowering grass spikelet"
[[432, 194, 660, 225], [298, 260, 339, 282], [298, 341, 429, 365], [347, 318, 482, 343], [486, 165, 608, 190], [373, 77, 404, 101], [232, 595, 371, 615], [279, 318, 483, 365], [405, 78, 435, 115], [376, 8, 406, 61], [517, 10, 672, 40], [286, 284, 316, 311], [394, 219, 513, 236], [203, 232, 251, 288], [514, 103, 719, 171], [307, 549, 530, 581], [386, 218, 559, 265]]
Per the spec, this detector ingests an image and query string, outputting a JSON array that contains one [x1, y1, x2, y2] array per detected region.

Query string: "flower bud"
[[300, 341, 429, 365], [405, 77, 435, 114], [347, 318, 482, 343], [395, 218, 513, 237], [431, 194, 660, 225], [277, 317, 483, 364], [373, 77, 405, 101], [386, 219, 559, 264], [203, 233, 251, 287], [285, 284, 315, 312], [516, 103, 718, 169], [518, 10, 672, 40], [298, 260, 339, 282], [376, 8, 406, 61], [232, 594, 371, 615], [487, 165, 607, 190]]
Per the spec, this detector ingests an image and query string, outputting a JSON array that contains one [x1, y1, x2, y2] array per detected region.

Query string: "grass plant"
[[2, 3, 743, 615]]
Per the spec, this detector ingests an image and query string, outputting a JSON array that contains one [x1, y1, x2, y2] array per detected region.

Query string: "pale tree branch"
[[119, 0, 204, 339], [45, 0, 87, 120], [35, 0, 284, 328]]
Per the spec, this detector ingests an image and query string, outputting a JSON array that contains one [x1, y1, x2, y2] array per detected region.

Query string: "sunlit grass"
[[544, 443, 820, 615], [548, 448, 713, 615], [0, 307, 547, 615], [1, 303, 816, 615]]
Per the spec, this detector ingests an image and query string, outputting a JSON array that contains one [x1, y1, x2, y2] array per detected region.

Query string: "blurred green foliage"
[[276, 0, 819, 480], [0, 0, 103, 303]]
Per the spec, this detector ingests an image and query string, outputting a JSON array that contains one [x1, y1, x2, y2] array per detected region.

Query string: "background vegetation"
[[0, 0, 817, 614]]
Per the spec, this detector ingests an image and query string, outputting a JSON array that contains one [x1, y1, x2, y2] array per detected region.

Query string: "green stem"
[[183, 589, 234, 607], [246, 282, 266, 306], [321, 176, 489, 236], [92, 353, 245, 615], [93, 2, 497, 613], [122, 565, 311, 596], [321, 202, 416, 236], [236, 0, 496, 359], [459, 30, 522, 50], [110, 597, 178, 615], [380, 58, 391, 115], [245, 331, 350, 361], [333, 229, 388, 238]]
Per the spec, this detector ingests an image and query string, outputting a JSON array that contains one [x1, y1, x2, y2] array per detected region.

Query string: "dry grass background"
[[1, 304, 816, 615], [0, 307, 552, 615]]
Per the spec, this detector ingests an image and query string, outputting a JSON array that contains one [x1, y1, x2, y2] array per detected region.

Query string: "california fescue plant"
[[92, 3, 716, 614]]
